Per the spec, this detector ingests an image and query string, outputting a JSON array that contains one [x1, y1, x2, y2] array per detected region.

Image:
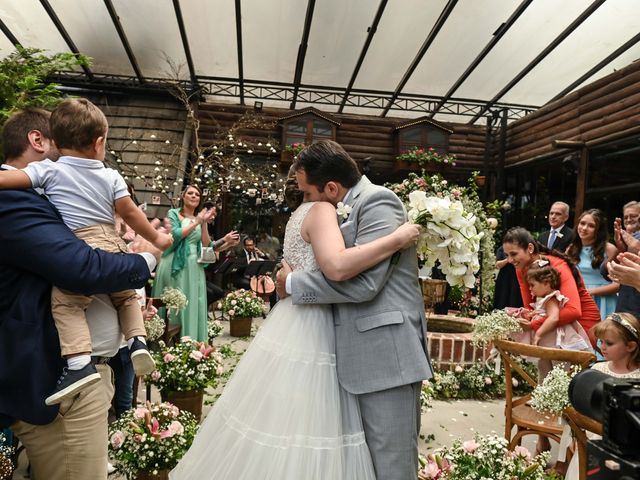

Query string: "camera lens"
[[569, 369, 609, 423]]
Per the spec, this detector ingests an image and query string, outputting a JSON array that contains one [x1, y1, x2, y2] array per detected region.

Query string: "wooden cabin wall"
[[88, 94, 188, 218], [197, 103, 486, 183], [503, 60, 640, 166]]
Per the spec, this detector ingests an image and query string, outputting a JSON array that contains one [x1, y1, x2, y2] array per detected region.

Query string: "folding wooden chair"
[[493, 338, 599, 479]]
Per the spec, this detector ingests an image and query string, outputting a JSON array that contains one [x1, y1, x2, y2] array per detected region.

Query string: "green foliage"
[[0, 46, 90, 127]]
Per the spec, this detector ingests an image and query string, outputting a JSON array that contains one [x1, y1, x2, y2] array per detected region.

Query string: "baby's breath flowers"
[[530, 365, 580, 414], [472, 309, 522, 346], [160, 287, 188, 311]]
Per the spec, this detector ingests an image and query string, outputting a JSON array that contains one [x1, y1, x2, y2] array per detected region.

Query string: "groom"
[[276, 140, 432, 480]]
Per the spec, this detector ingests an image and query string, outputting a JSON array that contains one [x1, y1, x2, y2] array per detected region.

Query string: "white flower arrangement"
[[419, 434, 550, 480], [144, 314, 166, 342], [407, 191, 483, 288], [530, 364, 580, 414], [108, 401, 198, 478], [471, 309, 522, 346], [221, 289, 265, 319], [160, 287, 188, 311], [208, 316, 223, 341], [146, 338, 225, 393]]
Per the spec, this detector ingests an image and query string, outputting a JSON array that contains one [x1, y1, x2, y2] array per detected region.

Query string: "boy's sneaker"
[[45, 363, 101, 406], [130, 338, 156, 376]]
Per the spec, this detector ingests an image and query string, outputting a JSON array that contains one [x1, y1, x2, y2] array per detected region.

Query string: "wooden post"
[[574, 148, 589, 220], [497, 108, 508, 199]]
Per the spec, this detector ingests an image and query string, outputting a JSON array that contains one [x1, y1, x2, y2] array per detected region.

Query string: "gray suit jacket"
[[290, 176, 433, 394]]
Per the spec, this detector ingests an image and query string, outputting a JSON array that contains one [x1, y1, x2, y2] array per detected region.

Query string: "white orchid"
[[408, 194, 481, 288]]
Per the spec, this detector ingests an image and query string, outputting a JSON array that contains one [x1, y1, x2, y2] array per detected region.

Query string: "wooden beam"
[[574, 148, 588, 219], [552, 140, 585, 149]]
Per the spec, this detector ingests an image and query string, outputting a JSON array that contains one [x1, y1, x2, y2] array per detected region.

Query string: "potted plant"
[[418, 434, 555, 479], [108, 401, 198, 480], [281, 142, 306, 164], [395, 147, 457, 172], [146, 337, 224, 421], [221, 289, 266, 337]]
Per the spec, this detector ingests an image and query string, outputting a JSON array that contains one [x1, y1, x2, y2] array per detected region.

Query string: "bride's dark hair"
[[284, 168, 303, 210]]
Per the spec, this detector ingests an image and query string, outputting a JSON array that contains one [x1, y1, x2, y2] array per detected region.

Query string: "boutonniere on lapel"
[[336, 202, 352, 219], [556, 232, 564, 238]]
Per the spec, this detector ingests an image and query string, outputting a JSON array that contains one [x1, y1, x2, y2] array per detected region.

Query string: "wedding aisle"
[[11, 314, 550, 479]]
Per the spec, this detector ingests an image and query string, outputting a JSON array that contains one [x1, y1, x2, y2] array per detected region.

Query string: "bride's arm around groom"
[[277, 140, 432, 480]]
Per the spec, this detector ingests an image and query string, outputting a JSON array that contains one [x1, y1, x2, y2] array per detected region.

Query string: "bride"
[[170, 178, 420, 479]]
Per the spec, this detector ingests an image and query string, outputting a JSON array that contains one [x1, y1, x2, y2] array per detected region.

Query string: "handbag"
[[197, 246, 218, 264]]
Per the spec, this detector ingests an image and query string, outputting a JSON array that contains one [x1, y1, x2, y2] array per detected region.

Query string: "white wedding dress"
[[170, 202, 375, 479]]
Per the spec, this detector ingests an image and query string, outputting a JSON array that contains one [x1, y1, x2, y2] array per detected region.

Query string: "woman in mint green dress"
[[152, 185, 219, 341]]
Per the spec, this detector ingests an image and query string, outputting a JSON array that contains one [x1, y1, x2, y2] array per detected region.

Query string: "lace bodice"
[[283, 202, 320, 272]]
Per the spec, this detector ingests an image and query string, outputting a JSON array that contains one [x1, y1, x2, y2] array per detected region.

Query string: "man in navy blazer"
[[0, 109, 155, 479]]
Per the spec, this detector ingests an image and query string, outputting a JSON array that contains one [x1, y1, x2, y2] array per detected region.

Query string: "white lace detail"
[[283, 202, 320, 272]]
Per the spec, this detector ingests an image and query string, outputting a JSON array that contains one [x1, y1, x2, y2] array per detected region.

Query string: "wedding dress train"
[[170, 202, 375, 479]]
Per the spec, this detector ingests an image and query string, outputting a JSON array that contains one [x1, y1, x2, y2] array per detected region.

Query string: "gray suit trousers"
[[357, 382, 421, 480]]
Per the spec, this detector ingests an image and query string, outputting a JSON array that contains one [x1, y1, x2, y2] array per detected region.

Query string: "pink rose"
[[168, 420, 184, 435], [110, 431, 125, 449], [189, 350, 204, 361], [151, 370, 161, 381], [228, 309, 235, 317], [133, 407, 148, 419], [463, 439, 480, 453], [163, 353, 176, 362], [454, 365, 464, 373], [181, 336, 192, 342], [514, 445, 532, 461], [216, 365, 224, 375]]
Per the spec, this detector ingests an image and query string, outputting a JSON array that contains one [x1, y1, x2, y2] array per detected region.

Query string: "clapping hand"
[[223, 230, 241, 247], [609, 252, 640, 290], [130, 218, 169, 261], [197, 207, 217, 225]]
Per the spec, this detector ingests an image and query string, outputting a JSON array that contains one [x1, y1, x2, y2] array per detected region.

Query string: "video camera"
[[569, 369, 640, 479]]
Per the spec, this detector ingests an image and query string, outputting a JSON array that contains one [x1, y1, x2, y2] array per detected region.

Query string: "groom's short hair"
[[293, 140, 361, 191]]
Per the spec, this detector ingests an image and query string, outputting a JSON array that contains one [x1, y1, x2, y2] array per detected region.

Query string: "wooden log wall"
[[87, 94, 188, 218], [197, 103, 486, 183], [503, 60, 640, 166]]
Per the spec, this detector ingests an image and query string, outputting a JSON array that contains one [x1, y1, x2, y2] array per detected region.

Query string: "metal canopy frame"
[[290, 0, 316, 110], [172, 0, 198, 89], [2, 0, 636, 125], [51, 71, 536, 121], [380, 0, 458, 118], [39, 0, 94, 80], [103, 0, 145, 84], [429, 0, 533, 119], [467, 0, 607, 124], [0, 17, 20, 47], [337, 0, 388, 114]]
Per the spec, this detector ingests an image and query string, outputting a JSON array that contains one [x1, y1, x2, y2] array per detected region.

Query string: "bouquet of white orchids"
[[407, 190, 483, 288]]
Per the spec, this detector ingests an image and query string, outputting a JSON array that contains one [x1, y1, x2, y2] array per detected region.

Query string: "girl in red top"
[[502, 227, 601, 347]]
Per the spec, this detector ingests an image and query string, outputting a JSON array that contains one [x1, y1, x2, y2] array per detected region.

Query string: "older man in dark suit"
[[539, 201, 574, 252]]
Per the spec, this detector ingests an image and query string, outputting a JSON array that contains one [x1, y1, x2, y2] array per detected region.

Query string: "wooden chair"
[[493, 339, 599, 479]]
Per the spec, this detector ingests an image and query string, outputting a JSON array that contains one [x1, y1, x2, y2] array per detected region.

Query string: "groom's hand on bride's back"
[[276, 260, 292, 298]]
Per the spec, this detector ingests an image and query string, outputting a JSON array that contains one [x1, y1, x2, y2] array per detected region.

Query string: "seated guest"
[[233, 236, 270, 290]]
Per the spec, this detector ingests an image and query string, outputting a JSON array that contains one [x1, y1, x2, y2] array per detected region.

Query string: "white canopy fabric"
[[1, 0, 639, 124]]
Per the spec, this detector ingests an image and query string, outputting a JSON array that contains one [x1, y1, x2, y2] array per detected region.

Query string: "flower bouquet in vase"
[[108, 401, 198, 479], [419, 434, 554, 479], [221, 289, 266, 337], [145, 337, 224, 421]]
